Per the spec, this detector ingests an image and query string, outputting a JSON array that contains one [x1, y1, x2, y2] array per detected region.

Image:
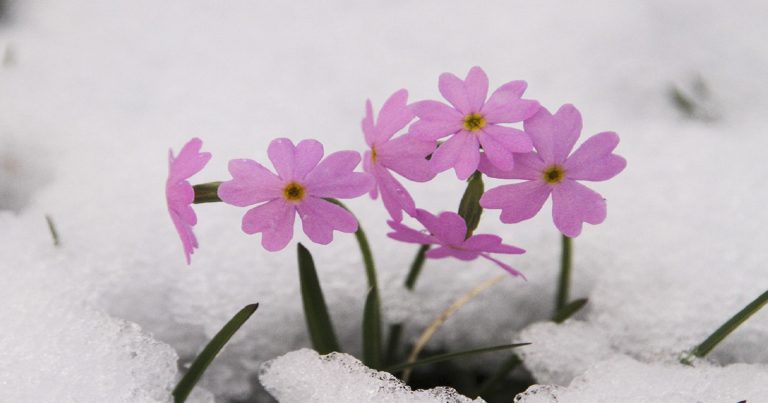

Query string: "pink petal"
[[363, 150, 378, 199], [439, 71, 472, 114], [483, 125, 533, 153], [430, 131, 472, 175], [481, 81, 539, 123], [551, 180, 607, 237], [304, 151, 374, 198], [426, 246, 478, 261], [480, 254, 525, 278], [564, 132, 627, 181], [465, 66, 489, 112], [387, 220, 435, 245], [167, 181, 196, 223], [462, 234, 525, 254], [375, 89, 414, 142], [362, 100, 376, 147], [409, 119, 464, 141], [480, 181, 551, 224], [524, 104, 582, 164], [296, 197, 358, 244], [169, 210, 198, 264], [478, 152, 544, 180], [377, 135, 436, 182], [168, 138, 211, 181], [241, 199, 296, 251], [477, 128, 521, 172], [218, 159, 283, 207], [416, 210, 466, 246], [267, 138, 297, 180], [375, 165, 417, 221], [410, 100, 464, 121]]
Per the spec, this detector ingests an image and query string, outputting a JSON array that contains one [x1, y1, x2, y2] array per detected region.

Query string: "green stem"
[[555, 235, 572, 312], [404, 244, 430, 290], [193, 182, 222, 204], [384, 323, 404, 366], [684, 289, 768, 364], [325, 199, 377, 290]]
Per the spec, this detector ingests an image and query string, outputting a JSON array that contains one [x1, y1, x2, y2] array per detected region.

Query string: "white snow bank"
[[515, 355, 768, 403], [259, 349, 483, 403]]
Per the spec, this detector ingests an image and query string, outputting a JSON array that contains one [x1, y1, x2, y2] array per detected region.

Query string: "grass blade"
[[386, 343, 529, 372], [457, 171, 484, 238], [45, 214, 60, 247], [362, 287, 382, 369], [173, 303, 259, 403], [298, 243, 341, 354], [552, 298, 588, 323]]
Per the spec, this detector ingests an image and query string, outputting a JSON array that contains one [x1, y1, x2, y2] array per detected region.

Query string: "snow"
[[0, 0, 767, 401], [259, 349, 483, 403]]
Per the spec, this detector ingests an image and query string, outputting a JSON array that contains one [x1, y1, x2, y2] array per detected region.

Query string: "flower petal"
[[564, 131, 627, 181], [478, 152, 544, 180], [439, 71, 472, 114], [363, 150, 378, 199], [483, 125, 533, 153], [375, 89, 414, 142], [480, 181, 551, 224], [267, 138, 297, 180], [410, 100, 464, 121], [430, 131, 471, 175], [426, 246, 478, 261], [377, 134, 436, 182], [480, 254, 525, 278], [462, 234, 525, 254], [297, 197, 358, 244], [551, 180, 607, 237], [241, 199, 296, 251], [416, 210, 466, 246], [387, 220, 435, 244], [362, 100, 376, 147], [219, 159, 283, 207], [168, 137, 211, 181], [409, 119, 463, 141], [524, 104, 582, 164], [481, 81, 539, 123], [305, 151, 373, 198], [465, 66, 489, 112], [375, 165, 417, 221]]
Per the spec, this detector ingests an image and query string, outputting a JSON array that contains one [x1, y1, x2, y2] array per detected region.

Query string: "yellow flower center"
[[463, 113, 486, 132], [371, 146, 378, 163], [283, 181, 306, 202], [542, 165, 566, 184]]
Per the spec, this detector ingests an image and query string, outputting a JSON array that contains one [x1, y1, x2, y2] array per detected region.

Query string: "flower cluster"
[[165, 66, 625, 277]]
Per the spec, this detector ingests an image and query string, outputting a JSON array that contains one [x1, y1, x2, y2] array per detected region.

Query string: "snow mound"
[[259, 349, 484, 403], [515, 356, 768, 403]]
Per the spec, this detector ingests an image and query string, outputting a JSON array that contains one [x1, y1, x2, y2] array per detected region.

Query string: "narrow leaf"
[[298, 243, 341, 354], [458, 171, 484, 238], [474, 353, 522, 398], [173, 303, 259, 403], [362, 287, 382, 369], [404, 244, 430, 290], [386, 343, 529, 372], [552, 298, 588, 323], [45, 214, 60, 247]]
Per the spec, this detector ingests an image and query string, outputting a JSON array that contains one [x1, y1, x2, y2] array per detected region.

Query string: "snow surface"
[[260, 349, 483, 403], [1, 0, 768, 401]]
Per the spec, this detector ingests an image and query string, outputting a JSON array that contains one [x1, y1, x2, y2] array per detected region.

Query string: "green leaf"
[[385, 343, 529, 372], [458, 171, 484, 238], [173, 303, 259, 403], [474, 354, 522, 398], [552, 298, 588, 324], [298, 243, 341, 354], [404, 244, 430, 290], [362, 287, 382, 369]]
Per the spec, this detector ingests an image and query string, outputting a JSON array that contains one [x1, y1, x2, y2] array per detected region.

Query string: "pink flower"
[[219, 138, 375, 251], [166, 138, 212, 264], [409, 66, 540, 180], [479, 104, 627, 237], [387, 209, 525, 277], [362, 89, 436, 221]]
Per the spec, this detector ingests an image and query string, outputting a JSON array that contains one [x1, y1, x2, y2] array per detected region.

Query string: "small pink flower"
[[409, 66, 540, 180], [362, 89, 436, 221], [219, 138, 375, 251], [480, 104, 627, 237], [166, 138, 212, 264], [387, 209, 525, 277]]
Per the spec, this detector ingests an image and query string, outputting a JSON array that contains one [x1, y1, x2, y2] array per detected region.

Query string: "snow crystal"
[[260, 348, 483, 403], [515, 356, 768, 403]]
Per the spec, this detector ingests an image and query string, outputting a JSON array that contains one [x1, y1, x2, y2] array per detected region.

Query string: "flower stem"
[[192, 181, 222, 204], [683, 289, 768, 364], [404, 244, 430, 290], [555, 235, 572, 313]]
